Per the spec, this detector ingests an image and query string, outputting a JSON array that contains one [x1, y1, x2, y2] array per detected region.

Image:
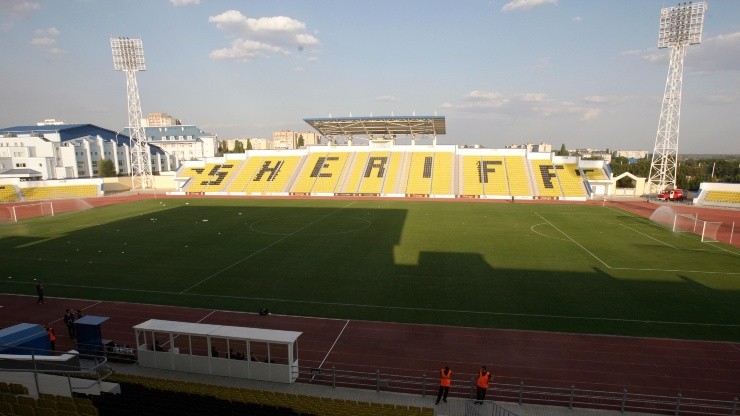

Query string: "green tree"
[[216, 142, 225, 156], [557, 143, 568, 156], [246, 139, 252, 150], [98, 158, 117, 177], [297, 135, 304, 148], [232, 140, 244, 153]]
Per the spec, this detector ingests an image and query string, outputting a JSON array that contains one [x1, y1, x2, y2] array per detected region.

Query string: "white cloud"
[[462, 90, 510, 109], [623, 32, 740, 73], [376, 96, 399, 102], [502, 0, 557, 13], [572, 16, 583, 23], [0, 0, 40, 17], [48, 47, 66, 55], [446, 90, 601, 122], [30, 36, 56, 46], [688, 31, 740, 73], [583, 95, 631, 105], [34, 27, 59, 36], [209, 10, 320, 61], [169, 0, 200, 5], [209, 39, 288, 61], [517, 93, 549, 102]]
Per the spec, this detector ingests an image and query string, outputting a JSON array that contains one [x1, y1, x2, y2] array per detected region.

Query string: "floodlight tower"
[[110, 37, 152, 189], [647, 2, 707, 194]]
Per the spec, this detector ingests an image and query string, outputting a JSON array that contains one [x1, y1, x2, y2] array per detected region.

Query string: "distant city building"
[[37, 118, 66, 126], [272, 130, 321, 149], [124, 125, 217, 161], [145, 112, 182, 127], [506, 143, 552, 153], [572, 148, 612, 162], [614, 150, 649, 159], [222, 137, 270, 152], [0, 123, 175, 180]]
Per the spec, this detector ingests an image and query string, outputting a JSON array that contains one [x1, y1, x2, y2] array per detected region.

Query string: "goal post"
[[11, 201, 54, 222], [700, 221, 722, 243], [672, 213, 697, 233]]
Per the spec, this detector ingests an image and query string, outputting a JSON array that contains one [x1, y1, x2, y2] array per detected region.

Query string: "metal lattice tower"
[[647, 2, 707, 194], [111, 37, 152, 190]]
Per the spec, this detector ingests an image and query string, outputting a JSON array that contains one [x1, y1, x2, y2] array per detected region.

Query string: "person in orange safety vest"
[[435, 366, 452, 404], [45, 324, 56, 351], [475, 365, 492, 404]]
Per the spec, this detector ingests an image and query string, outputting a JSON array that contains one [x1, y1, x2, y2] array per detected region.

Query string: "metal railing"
[[292, 365, 738, 416], [0, 343, 113, 396]]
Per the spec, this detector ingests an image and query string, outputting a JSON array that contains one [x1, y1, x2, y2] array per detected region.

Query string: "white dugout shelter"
[[134, 319, 301, 383]]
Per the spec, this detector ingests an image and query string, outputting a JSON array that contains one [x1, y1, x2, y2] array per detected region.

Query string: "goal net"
[[700, 221, 722, 243], [11, 202, 54, 222], [672, 213, 697, 233]]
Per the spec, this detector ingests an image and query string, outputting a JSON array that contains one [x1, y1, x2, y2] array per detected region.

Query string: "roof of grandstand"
[[304, 116, 446, 137]]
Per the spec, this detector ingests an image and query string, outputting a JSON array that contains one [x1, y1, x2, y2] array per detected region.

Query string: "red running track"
[[1, 294, 737, 402]]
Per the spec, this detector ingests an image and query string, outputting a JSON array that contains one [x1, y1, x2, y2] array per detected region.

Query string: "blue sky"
[[1, 0, 738, 153]]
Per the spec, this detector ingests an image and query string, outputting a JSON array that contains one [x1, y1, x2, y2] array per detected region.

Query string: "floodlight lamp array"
[[658, 2, 707, 48], [111, 37, 146, 71]]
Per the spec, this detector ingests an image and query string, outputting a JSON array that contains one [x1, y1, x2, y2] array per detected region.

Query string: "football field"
[[1, 198, 738, 341]]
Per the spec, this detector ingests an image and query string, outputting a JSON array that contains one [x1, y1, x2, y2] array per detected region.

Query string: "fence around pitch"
[[293, 365, 739, 416]]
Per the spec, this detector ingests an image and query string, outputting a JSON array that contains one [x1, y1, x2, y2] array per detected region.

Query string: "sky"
[[1, 0, 739, 154]]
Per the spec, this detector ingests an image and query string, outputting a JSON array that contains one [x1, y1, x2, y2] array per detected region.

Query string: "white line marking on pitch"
[[534, 212, 612, 269], [180, 201, 358, 294], [620, 224, 677, 249]]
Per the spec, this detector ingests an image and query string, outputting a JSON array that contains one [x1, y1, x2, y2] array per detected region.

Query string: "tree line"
[[610, 156, 740, 190]]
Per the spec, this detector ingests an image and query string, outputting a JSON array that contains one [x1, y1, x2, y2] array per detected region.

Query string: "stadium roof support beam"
[[304, 116, 445, 145]]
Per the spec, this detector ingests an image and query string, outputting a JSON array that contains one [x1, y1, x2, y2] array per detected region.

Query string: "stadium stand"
[[294, 153, 350, 194], [171, 146, 606, 201], [381, 152, 404, 195], [580, 166, 608, 180], [704, 190, 740, 204], [21, 185, 99, 201], [356, 152, 393, 194], [460, 156, 509, 196], [184, 163, 240, 193], [504, 155, 531, 197], [0, 382, 99, 416], [0, 185, 20, 202], [430, 152, 454, 195], [89, 374, 433, 416], [531, 160, 562, 197], [556, 164, 587, 197], [404, 152, 434, 195], [226, 156, 266, 193]]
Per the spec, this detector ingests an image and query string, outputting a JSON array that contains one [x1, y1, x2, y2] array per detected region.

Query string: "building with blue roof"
[[122, 125, 218, 161], [0, 120, 177, 181]]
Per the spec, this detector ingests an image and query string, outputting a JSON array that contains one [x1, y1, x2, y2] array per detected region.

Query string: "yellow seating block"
[[705, 190, 740, 203], [357, 152, 392, 194], [556, 163, 586, 197], [0, 185, 20, 202], [405, 152, 433, 194], [430, 152, 453, 195], [505, 156, 531, 196], [531, 160, 562, 197]]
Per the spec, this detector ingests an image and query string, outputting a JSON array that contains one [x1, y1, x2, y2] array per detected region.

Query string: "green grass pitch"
[[1, 198, 738, 341]]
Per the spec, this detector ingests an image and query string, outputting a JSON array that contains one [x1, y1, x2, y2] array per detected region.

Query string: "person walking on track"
[[435, 366, 452, 405]]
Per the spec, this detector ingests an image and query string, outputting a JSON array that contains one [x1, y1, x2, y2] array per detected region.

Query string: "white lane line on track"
[[316, 320, 350, 373]]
